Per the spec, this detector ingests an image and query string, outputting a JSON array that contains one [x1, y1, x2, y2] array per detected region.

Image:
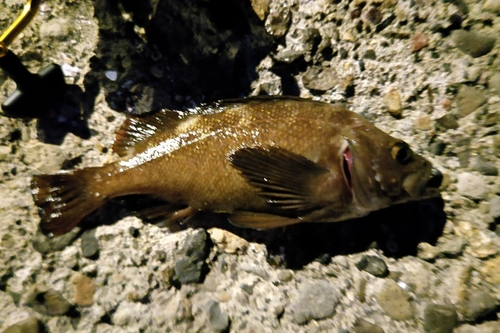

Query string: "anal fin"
[[228, 211, 301, 229]]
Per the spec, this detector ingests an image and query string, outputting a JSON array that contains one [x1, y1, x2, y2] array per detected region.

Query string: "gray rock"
[[438, 238, 465, 258], [435, 114, 458, 130], [174, 229, 210, 284], [303, 67, 338, 91], [32, 228, 80, 254], [423, 303, 458, 333], [81, 229, 100, 259], [489, 196, 500, 219], [456, 86, 487, 118], [457, 173, 488, 201], [3, 317, 44, 333], [490, 73, 500, 96], [353, 317, 384, 333], [452, 30, 495, 58], [428, 140, 447, 156], [375, 280, 414, 321], [459, 288, 498, 322], [288, 280, 340, 324], [192, 297, 229, 333], [355, 255, 389, 277], [277, 269, 294, 282], [469, 156, 498, 176]]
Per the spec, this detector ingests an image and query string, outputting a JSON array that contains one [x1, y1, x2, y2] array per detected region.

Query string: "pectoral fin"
[[229, 147, 330, 213], [228, 211, 301, 229]]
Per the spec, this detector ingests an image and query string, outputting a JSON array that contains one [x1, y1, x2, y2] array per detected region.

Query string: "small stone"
[[26, 287, 71, 316], [40, 18, 69, 38], [375, 280, 414, 321], [303, 67, 338, 91], [81, 229, 100, 259], [428, 140, 446, 156], [353, 317, 385, 333], [414, 115, 432, 130], [456, 86, 487, 117], [355, 255, 389, 277], [411, 32, 429, 52], [32, 228, 80, 254], [417, 242, 440, 261], [469, 156, 498, 176], [483, 0, 500, 13], [174, 229, 210, 284], [452, 30, 495, 58], [385, 87, 402, 118], [208, 228, 248, 254], [435, 114, 458, 130], [288, 280, 340, 324], [459, 288, 498, 322], [423, 303, 458, 333], [437, 238, 465, 258], [265, 4, 291, 37], [161, 266, 176, 287], [3, 317, 44, 333], [277, 269, 294, 282], [364, 49, 376, 60], [192, 297, 229, 333], [489, 196, 500, 219], [456, 173, 488, 201], [71, 273, 95, 307]]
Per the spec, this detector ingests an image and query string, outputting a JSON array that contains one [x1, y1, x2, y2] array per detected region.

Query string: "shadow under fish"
[[31, 96, 443, 247]]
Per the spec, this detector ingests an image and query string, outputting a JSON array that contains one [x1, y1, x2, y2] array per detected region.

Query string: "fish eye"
[[391, 142, 413, 164]]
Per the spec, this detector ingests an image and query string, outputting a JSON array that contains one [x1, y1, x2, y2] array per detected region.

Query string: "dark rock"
[[3, 317, 45, 333], [353, 317, 385, 333], [435, 114, 458, 130], [469, 156, 499, 176], [423, 303, 458, 333], [26, 287, 71, 316], [452, 30, 495, 58], [174, 229, 211, 284], [456, 86, 487, 117], [355, 255, 389, 277], [428, 140, 447, 156], [81, 229, 99, 259], [288, 280, 340, 324], [364, 49, 376, 60], [32, 228, 80, 254]]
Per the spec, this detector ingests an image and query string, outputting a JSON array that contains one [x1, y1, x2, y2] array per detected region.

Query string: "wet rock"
[[265, 3, 291, 37], [81, 229, 100, 259], [3, 317, 44, 333], [435, 114, 458, 130], [483, 0, 500, 13], [288, 280, 340, 324], [412, 32, 429, 52], [459, 288, 498, 322], [452, 30, 495, 58], [423, 303, 458, 333], [469, 156, 498, 176], [71, 273, 95, 307], [456, 86, 487, 117], [208, 228, 248, 254], [385, 87, 402, 118], [192, 296, 229, 333], [355, 255, 389, 277], [489, 196, 500, 219], [26, 287, 71, 316], [364, 49, 377, 60], [375, 280, 414, 321], [303, 67, 338, 91], [456, 173, 488, 201], [353, 317, 384, 333], [174, 229, 210, 284]]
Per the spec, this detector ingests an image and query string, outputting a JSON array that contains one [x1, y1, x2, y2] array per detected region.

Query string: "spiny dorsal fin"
[[229, 146, 329, 213], [112, 109, 186, 157]]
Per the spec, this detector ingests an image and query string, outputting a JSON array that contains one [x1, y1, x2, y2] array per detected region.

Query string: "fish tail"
[[31, 169, 105, 236]]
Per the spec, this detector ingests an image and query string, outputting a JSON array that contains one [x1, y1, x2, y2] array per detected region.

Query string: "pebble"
[[459, 288, 498, 322], [452, 30, 495, 58], [483, 0, 500, 13], [353, 317, 384, 333], [26, 287, 71, 316], [81, 229, 100, 259], [3, 317, 44, 333], [208, 228, 248, 254], [423, 303, 458, 333], [32, 228, 80, 254], [469, 156, 498, 176], [174, 229, 210, 284], [456, 86, 487, 117], [265, 4, 290, 37], [456, 173, 488, 201], [385, 87, 402, 118], [303, 67, 338, 91], [375, 280, 415, 321], [435, 114, 458, 130], [411, 32, 429, 52], [287, 280, 340, 324], [437, 237, 465, 258], [417, 242, 440, 261], [355, 255, 389, 277], [489, 196, 500, 219], [71, 273, 95, 307], [277, 269, 294, 282]]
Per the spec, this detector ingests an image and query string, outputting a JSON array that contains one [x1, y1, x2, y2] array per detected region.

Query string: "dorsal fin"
[[112, 109, 186, 157]]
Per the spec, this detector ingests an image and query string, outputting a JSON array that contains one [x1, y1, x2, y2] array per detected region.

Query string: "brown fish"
[[31, 96, 441, 236]]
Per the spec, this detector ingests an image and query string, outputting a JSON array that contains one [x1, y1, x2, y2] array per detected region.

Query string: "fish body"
[[31, 97, 441, 236]]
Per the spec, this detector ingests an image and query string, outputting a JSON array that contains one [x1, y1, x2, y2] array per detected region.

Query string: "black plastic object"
[[0, 50, 66, 118]]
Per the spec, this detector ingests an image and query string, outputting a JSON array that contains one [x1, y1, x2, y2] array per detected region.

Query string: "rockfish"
[[31, 97, 442, 236]]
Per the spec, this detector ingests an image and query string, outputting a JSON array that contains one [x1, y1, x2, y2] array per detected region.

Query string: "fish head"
[[341, 125, 441, 211]]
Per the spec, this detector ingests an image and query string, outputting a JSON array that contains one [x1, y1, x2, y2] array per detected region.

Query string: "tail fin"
[[31, 170, 105, 236]]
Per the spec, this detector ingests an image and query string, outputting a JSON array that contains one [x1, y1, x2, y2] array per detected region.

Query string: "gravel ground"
[[1, 0, 499, 332]]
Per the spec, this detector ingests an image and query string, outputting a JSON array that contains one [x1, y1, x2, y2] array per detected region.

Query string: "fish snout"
[[426, 168, 443, 189]]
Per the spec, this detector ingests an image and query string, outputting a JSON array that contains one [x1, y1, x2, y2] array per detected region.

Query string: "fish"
[[31, 96, 442, 236]]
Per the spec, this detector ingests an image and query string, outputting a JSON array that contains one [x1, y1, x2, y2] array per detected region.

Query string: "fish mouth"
[[342, 146, 353, 191]]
